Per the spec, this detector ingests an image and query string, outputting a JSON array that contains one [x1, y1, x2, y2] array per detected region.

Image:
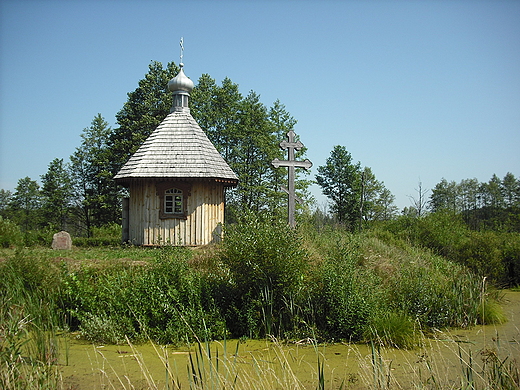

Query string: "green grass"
[[0, 223, 500, 345], [2, 220, 517, 389]]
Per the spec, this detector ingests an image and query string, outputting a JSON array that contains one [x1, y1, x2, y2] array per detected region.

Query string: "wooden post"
[[122, 197, 130, 243], [272, 130, 312, 227]]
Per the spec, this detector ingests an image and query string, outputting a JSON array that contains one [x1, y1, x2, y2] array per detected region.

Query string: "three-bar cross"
[[272, 130, 312, 227]]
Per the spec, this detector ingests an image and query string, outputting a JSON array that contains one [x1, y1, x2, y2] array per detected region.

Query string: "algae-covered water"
[[59, 292, 520, 389]]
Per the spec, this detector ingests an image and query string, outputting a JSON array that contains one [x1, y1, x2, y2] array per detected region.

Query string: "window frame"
[[157, 181, 191, 220], [164, 188, 183, 214]]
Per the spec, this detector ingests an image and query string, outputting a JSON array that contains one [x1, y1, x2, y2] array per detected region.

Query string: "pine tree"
[[70, 114, 120, 236], [40, 158, 73, 230]]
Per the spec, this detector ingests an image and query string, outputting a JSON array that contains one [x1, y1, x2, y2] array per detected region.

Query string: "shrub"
[[365, 311, 420, 349], [378, 213, 520, 285], [218, 215, 309, 338], [316, 260, 375, 341], [220, 215, 308, 297], [0, 216, 22, 248], [306, 228, 379, 341], [73, 223, 122, 247], [79, 313, 134, 344], [64, 247, 226, 345]]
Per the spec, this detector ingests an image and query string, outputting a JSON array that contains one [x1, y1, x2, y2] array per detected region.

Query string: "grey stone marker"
[[51, 231, 72, 250]]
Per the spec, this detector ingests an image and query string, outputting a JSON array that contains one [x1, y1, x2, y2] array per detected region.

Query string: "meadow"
[[1, 215, 519, 389]]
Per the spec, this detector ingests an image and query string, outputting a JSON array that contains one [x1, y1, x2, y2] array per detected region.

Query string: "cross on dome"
[[168, 37, 194, 111]]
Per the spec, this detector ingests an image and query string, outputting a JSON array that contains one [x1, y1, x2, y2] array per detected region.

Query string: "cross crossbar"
[[271, 130, 312, 227], [280, 186, 304, 204], [272, 158, 312, 169]]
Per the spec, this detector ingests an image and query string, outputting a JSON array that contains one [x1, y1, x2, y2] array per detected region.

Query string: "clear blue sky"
[[1, 0, 519, 210]]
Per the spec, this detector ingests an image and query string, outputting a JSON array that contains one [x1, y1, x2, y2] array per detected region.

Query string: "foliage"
[[316, 252, 376, 341], [0, 218, 509, 351], [478, 296, 508, 325], [316, 146, 396, 229], [7, 177, 41, 232], [217, 214, 309, 338], [40, 158, 74, 231], [365, 311, 420, 349], [70, 114, 121, 236], [0, 189, 12, 215], [110, 61, 179, 172], [0, 251, 65, 389], [191, 75, 311, 219], [63, 247, 226, 344], [429, 173, 520, 232], [0, 216, 22, 248], [362, 167, 398, 222], [380, 212, 520, 286], [316, 146, 362, 227], [72, 223, 122, 247], [219, 214, 307, 298]]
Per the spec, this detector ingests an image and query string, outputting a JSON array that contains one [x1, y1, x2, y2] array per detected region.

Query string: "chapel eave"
[[114, 176, 238, 188]]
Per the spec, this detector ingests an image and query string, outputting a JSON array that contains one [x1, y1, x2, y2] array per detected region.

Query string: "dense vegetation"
[[1, 215, 512, 348]]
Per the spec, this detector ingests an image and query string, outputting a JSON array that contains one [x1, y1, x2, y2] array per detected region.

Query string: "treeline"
[[429, 173, 520, 232]]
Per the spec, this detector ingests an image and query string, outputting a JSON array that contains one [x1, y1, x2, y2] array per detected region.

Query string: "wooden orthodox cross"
[[272, 130, 312, 227]]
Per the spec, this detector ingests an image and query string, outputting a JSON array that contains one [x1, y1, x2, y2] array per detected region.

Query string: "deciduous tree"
[[109, 61, 179, 172], [316, 145, 361, 228]]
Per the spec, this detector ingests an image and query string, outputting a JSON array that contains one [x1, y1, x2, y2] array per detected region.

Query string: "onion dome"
[[168, 64, 194, 112], [168, 64, 194, 93]]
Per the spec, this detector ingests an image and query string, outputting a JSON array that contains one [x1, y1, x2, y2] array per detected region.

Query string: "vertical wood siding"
[[128, 181, 225, 246]]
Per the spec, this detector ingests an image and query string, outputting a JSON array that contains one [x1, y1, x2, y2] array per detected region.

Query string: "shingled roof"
[[114, 64, 238, 186]]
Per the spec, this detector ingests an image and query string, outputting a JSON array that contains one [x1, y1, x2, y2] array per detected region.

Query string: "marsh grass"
[[365, 311, 421, 350], [1, 222, 518, 389], [64, 328, 519, 390], [0, 307, 61, 390]]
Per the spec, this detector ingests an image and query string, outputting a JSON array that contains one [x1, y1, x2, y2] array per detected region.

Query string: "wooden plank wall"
[[128, 181, 225, 246]]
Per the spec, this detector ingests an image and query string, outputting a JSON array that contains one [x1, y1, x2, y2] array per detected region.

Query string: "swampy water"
[[60, 291, 520, 389]]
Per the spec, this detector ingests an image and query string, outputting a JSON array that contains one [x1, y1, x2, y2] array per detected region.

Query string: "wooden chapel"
[[113, 61, 238, 246]]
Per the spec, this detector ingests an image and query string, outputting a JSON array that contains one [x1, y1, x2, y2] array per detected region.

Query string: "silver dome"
[[168, 65, 194, 94]]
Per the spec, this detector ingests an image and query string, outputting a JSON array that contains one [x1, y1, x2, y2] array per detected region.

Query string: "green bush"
[[501, 233, 520, 286], [379, 213, 520, 285], [302, 228, 379, 341], [365, 311, 420, 349], [65, 247, 226, 345], [455, 231, 504, 281], [220, 215, 308, 297], [316, 258, 375, 341], [218, 215, 309, 338], [73, 223, 122, 247], [0, 216, 22, 248]]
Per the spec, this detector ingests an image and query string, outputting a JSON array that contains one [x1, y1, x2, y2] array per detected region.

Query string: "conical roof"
[[114, 63, 238, 186], [114, 110, 238, 184]]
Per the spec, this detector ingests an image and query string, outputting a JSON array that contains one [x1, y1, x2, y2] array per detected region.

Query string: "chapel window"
[[165, 188, 183, 214]]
